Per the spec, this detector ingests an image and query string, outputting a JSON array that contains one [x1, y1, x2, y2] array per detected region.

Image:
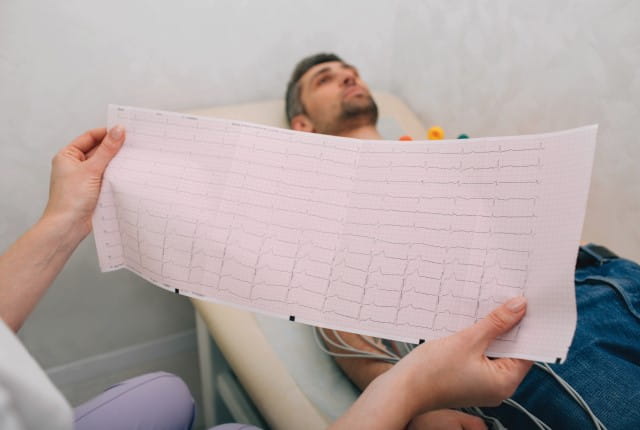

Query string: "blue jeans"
[[483, 253, 640, 429]]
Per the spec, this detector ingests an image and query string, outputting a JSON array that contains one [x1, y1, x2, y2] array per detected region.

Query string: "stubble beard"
[[317, 94, 379, 136]]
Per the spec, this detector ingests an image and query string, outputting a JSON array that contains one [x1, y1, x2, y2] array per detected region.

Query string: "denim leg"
[[74, 371, 195, 430], [483, 258, 640, 429]]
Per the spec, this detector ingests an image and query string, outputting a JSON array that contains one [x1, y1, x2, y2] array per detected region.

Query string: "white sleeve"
[[0, 320, 72, 430], [0, 385, 27, 430]]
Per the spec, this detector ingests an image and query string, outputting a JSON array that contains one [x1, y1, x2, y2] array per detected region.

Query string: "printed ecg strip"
[[93, 104, 597, 362]]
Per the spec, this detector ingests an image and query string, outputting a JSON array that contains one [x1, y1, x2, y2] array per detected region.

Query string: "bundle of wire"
[[313, 328, 607, 430]]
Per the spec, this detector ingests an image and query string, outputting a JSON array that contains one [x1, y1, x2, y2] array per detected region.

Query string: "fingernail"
[[506, 296, 527, 312], [109, 125, 124, 140]]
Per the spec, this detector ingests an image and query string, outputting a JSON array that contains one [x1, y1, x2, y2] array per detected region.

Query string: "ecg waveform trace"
[[93, 105, 597, 362]]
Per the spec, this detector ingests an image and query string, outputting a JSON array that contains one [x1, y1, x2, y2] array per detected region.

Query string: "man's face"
[[295, 61, 378, 135]]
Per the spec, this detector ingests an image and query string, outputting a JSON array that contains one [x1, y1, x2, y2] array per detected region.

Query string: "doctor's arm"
[[331, 297, 532, 430], [0, 126, 125, 331]]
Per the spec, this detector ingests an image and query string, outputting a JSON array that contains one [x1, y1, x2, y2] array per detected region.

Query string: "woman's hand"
[[43, 126, 125, 238], [392, 296, 532, 415], [331, 297, 532, 430]]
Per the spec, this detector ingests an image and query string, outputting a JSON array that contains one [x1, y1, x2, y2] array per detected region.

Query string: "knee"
[[210, 425, 263, 430], [145, 371, 193, 402], [74, 371, 195, 430], [140, 372, 195, 427]]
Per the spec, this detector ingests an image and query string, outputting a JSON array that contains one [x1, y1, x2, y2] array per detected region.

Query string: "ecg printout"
[[94, 104, 597, 362]]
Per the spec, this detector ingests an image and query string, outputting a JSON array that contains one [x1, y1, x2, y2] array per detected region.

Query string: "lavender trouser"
[[73, 371, 262, 430], [210, 426, 262, 430], [73, 372, 195, 430]]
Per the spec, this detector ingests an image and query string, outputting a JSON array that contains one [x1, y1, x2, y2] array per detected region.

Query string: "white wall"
[[0, 0, 638, 393], [391, 0, 640, 261], [0, 0, 397, 368]]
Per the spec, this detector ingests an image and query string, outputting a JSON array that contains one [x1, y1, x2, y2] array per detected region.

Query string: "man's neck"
[[337, 125, 382, 140]]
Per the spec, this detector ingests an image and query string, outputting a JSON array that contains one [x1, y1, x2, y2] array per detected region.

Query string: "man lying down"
[[283, 52, 640, 430]]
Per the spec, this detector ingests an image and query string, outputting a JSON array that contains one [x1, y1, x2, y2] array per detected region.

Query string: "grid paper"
[[93, 104, 597, 362]]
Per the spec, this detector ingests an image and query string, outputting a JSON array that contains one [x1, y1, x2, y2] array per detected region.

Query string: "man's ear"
[[290, 114, 315, 132]]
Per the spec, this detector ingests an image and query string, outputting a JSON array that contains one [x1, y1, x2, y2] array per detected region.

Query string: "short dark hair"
[[285, 53, 343, 125]]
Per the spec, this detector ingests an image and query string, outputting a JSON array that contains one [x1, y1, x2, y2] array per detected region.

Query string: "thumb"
[[472, 297, 527, 347], [88, 125, 125, 173]]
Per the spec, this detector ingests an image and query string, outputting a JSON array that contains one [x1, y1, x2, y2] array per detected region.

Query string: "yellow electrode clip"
[[427, 126, 444, 140]]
